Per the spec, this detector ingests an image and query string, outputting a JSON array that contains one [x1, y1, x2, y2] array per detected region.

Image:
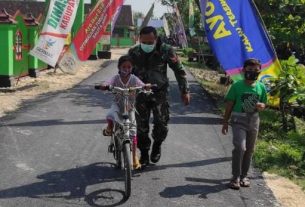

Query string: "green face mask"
[[140, 43, 155, 53]]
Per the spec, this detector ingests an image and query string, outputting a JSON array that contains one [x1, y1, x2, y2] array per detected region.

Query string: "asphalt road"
[[0, 60, 280, 207]]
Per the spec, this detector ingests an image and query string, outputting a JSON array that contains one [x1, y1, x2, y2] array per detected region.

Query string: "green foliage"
[[269, 56, 305, 130], [254, 0, 305, 62], [259, 110, 283, 139], [182, 47, 195, 57], [256, 108, 305, 181], [254, 139, 305, 176], [270, 56, 305, 103]]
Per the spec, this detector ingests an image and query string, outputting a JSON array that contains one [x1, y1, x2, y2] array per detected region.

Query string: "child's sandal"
[[240, 177, 250, 187], [103, 128, 112, 136], [229, 179, 240, 190]]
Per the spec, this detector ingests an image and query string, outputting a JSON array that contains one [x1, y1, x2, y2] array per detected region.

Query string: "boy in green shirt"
[[222, 59, 267, 190]]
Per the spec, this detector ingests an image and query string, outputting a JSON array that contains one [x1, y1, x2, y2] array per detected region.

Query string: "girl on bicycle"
[[99, 55, 149, 136], [97, 55, 151, 169]]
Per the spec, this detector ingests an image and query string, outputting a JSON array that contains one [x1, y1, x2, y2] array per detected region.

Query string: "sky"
[[37, 0, 169, 18], [124, 0, 169, 18]]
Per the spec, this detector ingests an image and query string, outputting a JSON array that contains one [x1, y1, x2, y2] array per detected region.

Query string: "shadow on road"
[[0, 162, 127, 207], [168, 81, 221, 115], [3, 119, 106, 127], [141, 157, 231, 173], [3, 116, 222, 127], [159, 177, 230, 199], [63, 84, 114, 109], [0, 157, 231, 206], [169, 116, 222, 125]]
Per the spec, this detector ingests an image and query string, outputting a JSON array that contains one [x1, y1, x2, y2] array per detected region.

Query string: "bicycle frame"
[[109, 86, 143, 158], [106, 85, 148, 199]]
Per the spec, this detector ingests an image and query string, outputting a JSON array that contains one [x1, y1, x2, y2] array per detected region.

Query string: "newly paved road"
[[0, 59, 280, 206]]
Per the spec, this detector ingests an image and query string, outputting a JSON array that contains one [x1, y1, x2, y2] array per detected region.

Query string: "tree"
[[253, 0, 305, 63]]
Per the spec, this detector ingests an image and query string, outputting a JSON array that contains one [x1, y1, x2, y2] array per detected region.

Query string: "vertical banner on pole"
[[174, 2, 188, 48], [163, 16, 170, 37], [189, 0, 196, 37], [71, 0, 124, 61], [30, 0, 80, 67], [59, 0, 124, 73]]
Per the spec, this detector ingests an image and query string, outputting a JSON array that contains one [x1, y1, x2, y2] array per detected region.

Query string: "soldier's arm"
[[166, 46, 190, 94]]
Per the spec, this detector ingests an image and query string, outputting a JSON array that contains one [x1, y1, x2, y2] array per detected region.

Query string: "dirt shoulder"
[[0, 49, 304, 207]]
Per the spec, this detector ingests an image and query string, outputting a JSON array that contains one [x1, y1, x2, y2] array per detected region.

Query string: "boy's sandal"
[[103, 128, 112, 136], [229, 179, 240, 190], [240, 178, 250, 187]]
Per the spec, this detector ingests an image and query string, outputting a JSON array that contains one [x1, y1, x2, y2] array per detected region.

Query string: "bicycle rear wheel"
[[122, 142, 131, 198]]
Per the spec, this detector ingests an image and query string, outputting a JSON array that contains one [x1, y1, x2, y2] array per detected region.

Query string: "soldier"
[[128, 26, 191, 167]]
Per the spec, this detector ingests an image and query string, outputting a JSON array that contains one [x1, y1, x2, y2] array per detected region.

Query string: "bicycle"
[[94, 84, 153, 199]]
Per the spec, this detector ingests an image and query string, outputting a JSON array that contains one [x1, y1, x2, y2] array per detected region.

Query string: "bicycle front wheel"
[[122, 142, 132, 199]]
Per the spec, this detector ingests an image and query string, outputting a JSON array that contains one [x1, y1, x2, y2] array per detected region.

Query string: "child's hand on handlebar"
[[94, 84, 110, 90], [100, 85, 109, 90]]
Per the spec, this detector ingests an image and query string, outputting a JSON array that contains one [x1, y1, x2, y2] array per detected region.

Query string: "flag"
[[70, 0, 124, 61], [30, 0, 80, 67], [189, 0, 196, 36], [140, 3, 154, 30], [174, 2, 188, 48], [199, 0, 281, 82], [163, 16, 170, 37], [111, 2, 124, 33]]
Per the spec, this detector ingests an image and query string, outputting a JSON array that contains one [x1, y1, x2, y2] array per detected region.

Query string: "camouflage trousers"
[[135, 91, 170, 151]]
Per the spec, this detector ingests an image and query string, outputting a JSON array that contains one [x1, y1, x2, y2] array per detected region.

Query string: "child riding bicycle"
[[96, 55, 151, 169]]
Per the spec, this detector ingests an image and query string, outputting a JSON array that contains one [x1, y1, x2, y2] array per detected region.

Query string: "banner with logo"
[[111, 3, 124, 33], [174, 2, 188, 48], [189, 0, 196, 37], [199, 0, 281, 81], [71, 0, 124, 61], [162, 16, 170, 37], [30, 0, 79, 67]]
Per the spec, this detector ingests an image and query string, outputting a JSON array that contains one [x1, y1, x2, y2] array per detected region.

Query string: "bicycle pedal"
[[108, 144, 114, 153]]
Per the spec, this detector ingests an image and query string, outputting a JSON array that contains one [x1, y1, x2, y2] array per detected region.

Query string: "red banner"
[[72, 0, 123, 61]]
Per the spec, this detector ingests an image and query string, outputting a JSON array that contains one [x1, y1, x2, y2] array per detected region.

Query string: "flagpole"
[[140, 3, 154, 30], [250, 0, 279, 60]]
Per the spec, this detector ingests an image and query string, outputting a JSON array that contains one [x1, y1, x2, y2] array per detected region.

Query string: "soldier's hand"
[[181, 92, 190, 106], [222, 123, 229, 135]]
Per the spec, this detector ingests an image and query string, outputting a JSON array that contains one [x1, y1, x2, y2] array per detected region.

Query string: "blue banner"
[[200, 0, 280, 81]]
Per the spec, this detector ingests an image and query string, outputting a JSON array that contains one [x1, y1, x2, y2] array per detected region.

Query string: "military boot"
[[150, 142, 162, 163], [139, 150, 149, 167]]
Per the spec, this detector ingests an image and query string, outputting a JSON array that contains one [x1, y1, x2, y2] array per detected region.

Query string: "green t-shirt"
[[225, 80, 267, 113]]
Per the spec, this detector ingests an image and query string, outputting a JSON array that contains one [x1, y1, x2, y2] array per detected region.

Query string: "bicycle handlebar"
[[94, 84, 158, 93]]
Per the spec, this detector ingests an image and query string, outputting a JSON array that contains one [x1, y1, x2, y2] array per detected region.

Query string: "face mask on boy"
[[244, 70, 260, 81]]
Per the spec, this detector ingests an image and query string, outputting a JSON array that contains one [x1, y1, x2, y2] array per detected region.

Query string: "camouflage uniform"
[[128, 43, 189, 152]]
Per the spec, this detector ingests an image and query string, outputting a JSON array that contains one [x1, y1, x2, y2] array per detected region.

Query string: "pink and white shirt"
[[104, 74, 145, 111]]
